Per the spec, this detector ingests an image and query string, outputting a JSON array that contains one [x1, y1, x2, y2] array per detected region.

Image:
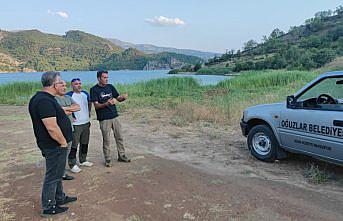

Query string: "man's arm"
[[42, 117, 68, 147], [93, 99, 118, 110], [88, 102, 92, 117], [112, 85, 128, 102], [93, 101, 108, 110], [83, 91, 92, 113], [63, 103, 80, 112]]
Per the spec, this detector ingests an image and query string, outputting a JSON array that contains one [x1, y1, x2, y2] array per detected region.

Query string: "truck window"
[[297, 77, 343, 111]]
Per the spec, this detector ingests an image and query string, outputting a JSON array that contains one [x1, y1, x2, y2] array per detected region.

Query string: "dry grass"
[[173, 101, 228, 124], [303, 163, 334, 184], [126, 214, 144, 221], [0, 198, 15, 221], [318, 56, 343, 72]]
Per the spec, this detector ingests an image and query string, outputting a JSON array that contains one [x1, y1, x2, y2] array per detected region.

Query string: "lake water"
[[0, 70, 230, 85]]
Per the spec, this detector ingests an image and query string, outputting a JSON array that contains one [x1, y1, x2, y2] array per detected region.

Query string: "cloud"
[[48, 10, 69, 19], [145, 16, 185, 27]]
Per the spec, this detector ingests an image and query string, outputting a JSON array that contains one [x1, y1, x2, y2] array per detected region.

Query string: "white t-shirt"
[[67, 90, 90, 125]]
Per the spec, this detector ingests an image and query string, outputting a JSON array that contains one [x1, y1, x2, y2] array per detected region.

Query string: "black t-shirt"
[[90, 84, 120, 121], [28, 91, 72, 149]]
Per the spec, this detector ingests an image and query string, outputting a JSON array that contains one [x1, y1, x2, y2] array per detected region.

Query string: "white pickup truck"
[[240, 71, 343, 165]]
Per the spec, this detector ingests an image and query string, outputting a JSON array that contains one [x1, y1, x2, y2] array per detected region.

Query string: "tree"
[[228, 49, 235, 56], [315, 10, 332, 19], [299, 51, 316, 70], [288, 26, 302, 38], [327, 25, 343, 41], [312, 48, 335, 67], [262, 35, 268, 43], [283, 45, 302, 64], [194, 63, 202, 72], [335, 5, 343, 15], [289, 26, 297, 32], [300, 35, 321, 48], [269, 28, 285, 39], [243, 39, 258, 50]]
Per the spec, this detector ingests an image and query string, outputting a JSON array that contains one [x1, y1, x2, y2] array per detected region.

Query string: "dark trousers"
[[41, 146, 68, 210], [68, 144, 88, 167], [68, 122, 90, 168]]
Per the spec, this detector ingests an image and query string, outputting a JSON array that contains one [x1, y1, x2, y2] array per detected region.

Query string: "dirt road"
[[0, 105, 342, 221]]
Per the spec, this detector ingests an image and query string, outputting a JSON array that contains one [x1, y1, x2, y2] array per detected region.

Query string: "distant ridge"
[[107, 38, 219, 60]]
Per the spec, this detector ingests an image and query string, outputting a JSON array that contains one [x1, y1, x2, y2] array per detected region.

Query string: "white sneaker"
[[70, 165, 82, 173], [80, 161, 94, 167]]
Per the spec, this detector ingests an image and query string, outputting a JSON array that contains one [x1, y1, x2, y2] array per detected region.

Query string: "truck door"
[[278, 77, 343, 164]]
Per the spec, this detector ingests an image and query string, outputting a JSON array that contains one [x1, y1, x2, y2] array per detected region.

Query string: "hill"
[[107, 38, 219, 60], [205, 6, 343, 72], [0, 30, 203, 72]]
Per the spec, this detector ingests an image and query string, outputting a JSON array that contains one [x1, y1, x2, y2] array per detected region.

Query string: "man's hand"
[[122, 93, 128, 99], [60, 142, 68, 148], [94, 99, 118, 110], [65, 110, 73, 116], [117, 93, 128, 102], [62, 104, 80, 115], [107, 98, 118, 106]]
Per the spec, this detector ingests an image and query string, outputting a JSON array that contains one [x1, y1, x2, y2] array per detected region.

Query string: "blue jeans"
[[41, 146, 68, 210]]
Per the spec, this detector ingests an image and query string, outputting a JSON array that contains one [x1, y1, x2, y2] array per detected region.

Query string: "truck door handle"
[[333, 120, 343, 127]]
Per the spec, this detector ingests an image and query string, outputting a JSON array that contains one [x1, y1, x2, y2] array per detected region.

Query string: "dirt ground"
[[0, 105, 342, 221]]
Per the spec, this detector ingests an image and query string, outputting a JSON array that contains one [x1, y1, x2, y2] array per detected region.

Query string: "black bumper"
[[240, 120, 248, 137]]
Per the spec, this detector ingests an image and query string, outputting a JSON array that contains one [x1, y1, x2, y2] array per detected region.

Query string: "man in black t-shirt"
[[28, 71, 77, 216], [90, 70, 130, 167]]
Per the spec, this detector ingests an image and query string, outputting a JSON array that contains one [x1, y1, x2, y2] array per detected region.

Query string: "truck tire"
[[247, 125, 278, 162]]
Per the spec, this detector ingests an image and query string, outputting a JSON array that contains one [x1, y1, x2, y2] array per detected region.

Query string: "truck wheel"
[[247, 125, 278, 162]]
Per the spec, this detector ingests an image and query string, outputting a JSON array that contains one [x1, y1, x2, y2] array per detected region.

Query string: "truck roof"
[[320, 71, 343, 78]]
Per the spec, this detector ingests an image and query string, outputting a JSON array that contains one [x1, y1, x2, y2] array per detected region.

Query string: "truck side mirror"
[[287, 95, 296, 108]]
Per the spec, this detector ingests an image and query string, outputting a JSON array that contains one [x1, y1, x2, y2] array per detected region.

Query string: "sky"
[[0, 0, 342, 53]]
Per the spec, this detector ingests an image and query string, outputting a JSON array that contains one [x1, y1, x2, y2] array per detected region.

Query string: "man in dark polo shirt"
[[28, 71, 77, 216], [90, 70, 130, 167]]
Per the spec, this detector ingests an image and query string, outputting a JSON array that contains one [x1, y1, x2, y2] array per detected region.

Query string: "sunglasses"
[[71, 78, 81, 83]]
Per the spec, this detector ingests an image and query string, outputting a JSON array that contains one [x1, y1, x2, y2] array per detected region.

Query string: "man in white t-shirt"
[[66, 78, 93, 173]]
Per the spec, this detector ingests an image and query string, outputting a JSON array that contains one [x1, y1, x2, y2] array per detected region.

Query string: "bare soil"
[[0, 105, 342, 221]]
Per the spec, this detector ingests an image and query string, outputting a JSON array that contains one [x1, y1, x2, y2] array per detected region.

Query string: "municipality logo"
[[100, 92, 112, 99]]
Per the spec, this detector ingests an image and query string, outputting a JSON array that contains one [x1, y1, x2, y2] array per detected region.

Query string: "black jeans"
[[41, 146, 68, 210], [69, 122, 90, 168]]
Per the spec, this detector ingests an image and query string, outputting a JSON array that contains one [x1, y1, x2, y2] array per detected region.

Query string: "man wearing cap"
[[90, 70, 130, 167], [28, 71, 77, 216], [66, 78, 94, 173]]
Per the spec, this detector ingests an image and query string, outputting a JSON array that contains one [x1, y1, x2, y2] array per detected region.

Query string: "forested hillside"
[[0, 30, 202, 72], [206, 6, 343, 72]]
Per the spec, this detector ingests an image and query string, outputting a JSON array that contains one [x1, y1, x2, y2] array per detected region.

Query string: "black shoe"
[[56, 196, 77, 206], [62, 174, 74, 181], [42, 205, 68, 216], [105, 159, 113, 167], [118, 155, 131, 163]]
